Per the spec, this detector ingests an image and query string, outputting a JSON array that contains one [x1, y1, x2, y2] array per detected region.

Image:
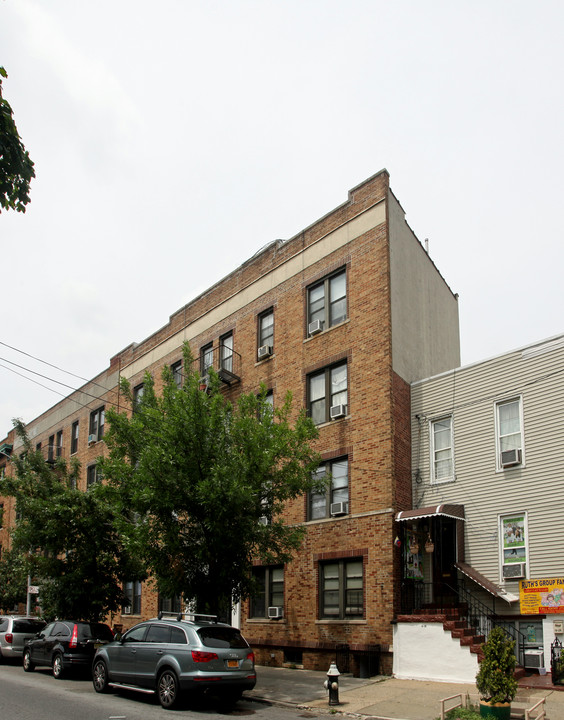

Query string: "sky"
[[1, 0, 564, 436]]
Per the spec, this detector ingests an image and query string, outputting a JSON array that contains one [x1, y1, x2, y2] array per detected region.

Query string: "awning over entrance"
[[395, 504, 465, 522], [455, 562, 518, 604]]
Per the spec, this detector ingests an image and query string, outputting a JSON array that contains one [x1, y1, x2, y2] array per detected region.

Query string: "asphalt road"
[[0, 661, 319, 720]]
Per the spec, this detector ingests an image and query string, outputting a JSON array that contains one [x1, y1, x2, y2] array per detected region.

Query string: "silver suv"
[[0, 616, 46, 660], [92, 613, 256, 709]]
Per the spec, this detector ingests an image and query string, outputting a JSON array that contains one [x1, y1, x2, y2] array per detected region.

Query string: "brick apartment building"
[[0, 169, 460, 674]]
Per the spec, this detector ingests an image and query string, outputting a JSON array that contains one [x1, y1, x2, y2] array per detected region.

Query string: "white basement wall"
[[393, 622, 479, 683]]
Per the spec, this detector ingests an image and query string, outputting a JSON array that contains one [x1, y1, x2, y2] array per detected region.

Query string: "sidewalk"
[[246, 666, 564, 720]]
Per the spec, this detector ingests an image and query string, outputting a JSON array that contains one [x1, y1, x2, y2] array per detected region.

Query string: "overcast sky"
[[1, 0, 564, 436]]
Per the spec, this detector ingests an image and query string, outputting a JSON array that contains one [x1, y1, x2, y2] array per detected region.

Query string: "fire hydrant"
[[324, 661, 340, 705]]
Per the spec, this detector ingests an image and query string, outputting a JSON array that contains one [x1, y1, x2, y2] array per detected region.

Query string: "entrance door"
[[432, 517, 458, 606]]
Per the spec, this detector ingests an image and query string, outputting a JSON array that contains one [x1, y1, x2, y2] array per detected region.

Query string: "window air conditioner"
[[308, 320, 323, 336], [524, 650, 544, 669], [257, 345, 273, 360], [502, 563, 526, 580], [268, 606, 283, 619], [330, 501, 348, 516], [501, 448, 522, 468], [258, 516, 269, 526], [330, 404, 347, 420], [87, 434, 97, 444]]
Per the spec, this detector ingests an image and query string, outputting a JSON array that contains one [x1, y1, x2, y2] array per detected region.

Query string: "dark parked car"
[[0, 616, 46, 661], [92, 614, 256, 709], [23, 620, 113, 678]]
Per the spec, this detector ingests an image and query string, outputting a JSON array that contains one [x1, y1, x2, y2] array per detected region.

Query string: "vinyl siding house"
[[394, 334, 564, 682]]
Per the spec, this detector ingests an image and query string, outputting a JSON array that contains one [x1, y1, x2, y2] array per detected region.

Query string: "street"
[[0, 662, 323, 720]]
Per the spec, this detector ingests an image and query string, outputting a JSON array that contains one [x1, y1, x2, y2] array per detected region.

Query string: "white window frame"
[[429, 415, 454, 484], [495, 396, 525, 472], [499, 511, 528, 582]]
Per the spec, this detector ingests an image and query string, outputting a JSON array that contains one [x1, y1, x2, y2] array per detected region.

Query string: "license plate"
[[227, 660, 239, 668]]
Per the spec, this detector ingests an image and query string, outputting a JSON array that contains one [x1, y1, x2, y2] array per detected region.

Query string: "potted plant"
[[475, 626, 518, 719]]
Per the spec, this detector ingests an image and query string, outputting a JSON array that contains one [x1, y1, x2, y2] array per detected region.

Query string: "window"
[[258, 309, 274, 355], [307, 269, 347, 333], [158, 594, 182, 615], [308, 458, 349, 520], [0, 503, 3, 528], [496, 398, 523, 469], [201, 343, 214, 375], [35, 442, 41, 451], [133, 383, 144, 412], [430, 416, 454, 483], [307, 362, 347, 425], [320, 558, 363, 619], [500, 513, 528, 580], [56, 430, 63, 458], [48, 434, 54, 462], [123, 581, 142, 615], [171, 360, 183, 388], [220, 332, 233, 373], [250, 566, 284, 618], [70, 421, 79, 455], [87, 464, 102, 488], [89, 407, 105, 442]]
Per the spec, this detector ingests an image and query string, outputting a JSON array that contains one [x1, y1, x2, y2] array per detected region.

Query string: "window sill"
[[246, 618, 287, 624], [254, 354, 274, 367], [305, 514, 350, 525], [313, 415, 349, 429], [303, 318, 350, 342]]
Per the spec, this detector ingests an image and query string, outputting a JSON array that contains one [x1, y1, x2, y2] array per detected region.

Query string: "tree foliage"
[[0, 547, 28, 613], [99, 344, 321, 617], [0, 67, 35, 213], [475, 626, 518, 704], [0, 420, 142, 621]]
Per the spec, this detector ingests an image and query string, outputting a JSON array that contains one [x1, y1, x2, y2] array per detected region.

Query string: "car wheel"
[[23, 649, 35, 672], [92, 659, 110, 693], [52, 653, 64, 679], [157, 669, 180, 709]]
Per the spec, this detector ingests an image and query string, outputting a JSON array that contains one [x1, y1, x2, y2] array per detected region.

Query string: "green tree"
[[0, 547, 28, 613], [0, 420, 141, 621], [475, 626, 518, 705], [99, 344, 321, 617], [0, 67, 35, 213]]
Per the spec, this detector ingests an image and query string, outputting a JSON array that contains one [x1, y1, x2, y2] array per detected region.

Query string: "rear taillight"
[[191, 650, 218, 662], [69, 624, 79, 649], [247, 651, 255, 663], [5, 633, 13, 644]]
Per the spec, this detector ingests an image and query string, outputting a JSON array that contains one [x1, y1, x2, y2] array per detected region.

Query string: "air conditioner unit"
[[330, 501, 348, 516], [501, 448, 522, 468], [524, 650, 544, 669], [258, 516, 269, 526], [257, 345, 273, 360], [330, 404, 347, 420], [502, 563, 526, 579], [308, 319, 323, 336], [268, 606, 283, 619], [87, 434, 97, 444]]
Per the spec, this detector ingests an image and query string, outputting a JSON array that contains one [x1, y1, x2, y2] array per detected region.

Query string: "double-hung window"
[[307, 269, 347, 334], [56, 430, 63, 458], [496, 398, 524, 469], [309, 458, 349, 520], [89, 407, 105, 442], [171, 360, 183, 388], [87, 464, 102, 488], [201, 343, 214, 376], [48, 434, 55, 462], [70, 421, 79, 455], [258, 309, 274, 357], [250, 566, 284, 618], [500, 513, 528, 580], [308, 362, 347, 425], [320, 558, 363, 619], [133, 383, 144, 412], [430, 416, 453, 483], [220, 332, 233, 373], [123, 580, 142, 615]]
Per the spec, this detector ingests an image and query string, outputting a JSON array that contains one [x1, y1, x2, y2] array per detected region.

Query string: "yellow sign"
[[520, 578, 564, 614]]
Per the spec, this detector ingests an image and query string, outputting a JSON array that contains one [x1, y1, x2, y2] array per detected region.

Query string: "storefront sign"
[[520, 578, 564, 614]]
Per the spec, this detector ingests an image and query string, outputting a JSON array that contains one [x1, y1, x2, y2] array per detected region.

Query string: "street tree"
[[98, 344, 322, 618], [0, 547, 28, 613], [0, 420, 142, 621], [0, 67, 35, 212]]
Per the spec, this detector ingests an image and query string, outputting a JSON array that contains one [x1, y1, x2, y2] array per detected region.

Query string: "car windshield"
[[197, 627, 248, 649], [13, 620, 45, 633], [78, 623, 114, 642]]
